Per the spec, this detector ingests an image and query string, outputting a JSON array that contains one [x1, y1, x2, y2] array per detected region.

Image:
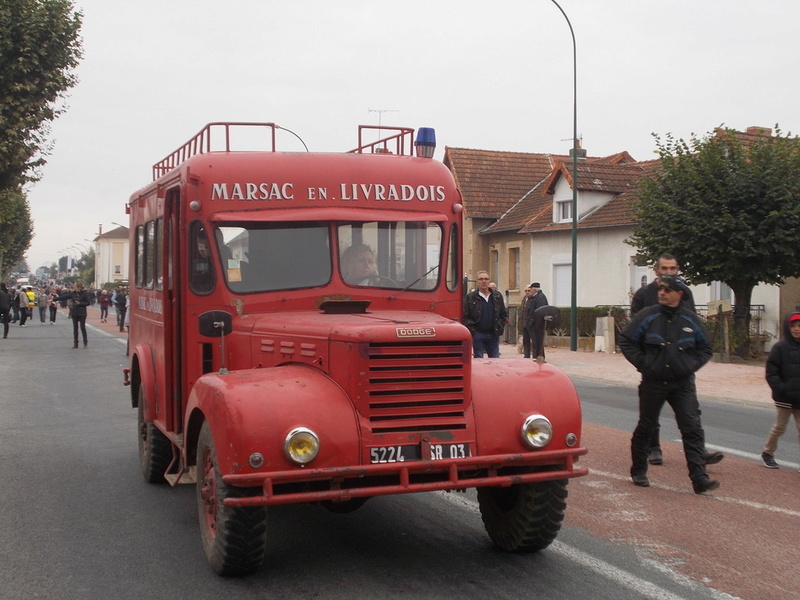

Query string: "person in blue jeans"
[[463, 270, 508, 358]]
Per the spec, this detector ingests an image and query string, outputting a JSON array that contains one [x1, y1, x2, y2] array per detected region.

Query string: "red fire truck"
[[124, 122, 587, 575]]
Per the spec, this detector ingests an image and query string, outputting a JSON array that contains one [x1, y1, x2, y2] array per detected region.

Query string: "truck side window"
[[189, 222, 215, 295]]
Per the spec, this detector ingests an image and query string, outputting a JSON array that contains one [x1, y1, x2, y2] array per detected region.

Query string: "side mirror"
[[198, 310, 232, 337]]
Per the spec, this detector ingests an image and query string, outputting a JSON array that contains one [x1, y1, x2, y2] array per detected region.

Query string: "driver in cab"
[[341, 243, 378, 285]]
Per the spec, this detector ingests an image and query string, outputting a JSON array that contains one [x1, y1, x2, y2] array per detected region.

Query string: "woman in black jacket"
[[55, 282, 92, 348], [761, 312, 800, 468]]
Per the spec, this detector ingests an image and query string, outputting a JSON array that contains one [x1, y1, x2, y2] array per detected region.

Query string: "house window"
[[114, 265, 121, 274], [557, 200, 573, 222], [509, 247, 520, 290]]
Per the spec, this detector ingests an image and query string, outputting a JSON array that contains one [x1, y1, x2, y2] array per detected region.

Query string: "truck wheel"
[[196, 421, 268, 576], [137, 387, 172, 484], [477, 478, 568, 552]]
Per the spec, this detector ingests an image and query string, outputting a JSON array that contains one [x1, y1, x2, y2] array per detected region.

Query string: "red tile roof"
[[444, 147, 638, 221]]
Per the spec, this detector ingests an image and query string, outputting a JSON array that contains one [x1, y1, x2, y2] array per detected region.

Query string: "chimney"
[[569, 139, 587, 161], [746, 126, 772, 137]]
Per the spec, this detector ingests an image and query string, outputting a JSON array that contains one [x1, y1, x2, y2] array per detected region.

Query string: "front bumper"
[[223, 446, 588, 507]]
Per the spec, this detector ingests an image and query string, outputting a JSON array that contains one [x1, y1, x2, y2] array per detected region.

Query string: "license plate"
[[369, 443, 471, 464]]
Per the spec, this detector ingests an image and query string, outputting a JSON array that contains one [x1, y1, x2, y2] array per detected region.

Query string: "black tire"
[[196, 421, 268, 576], [477, 478, 568, 552], [137, 386, 172, 484], [321, 497, 369, 514]]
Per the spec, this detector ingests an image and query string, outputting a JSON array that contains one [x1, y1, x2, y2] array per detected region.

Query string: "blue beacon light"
[[414, 127, 436, 158]]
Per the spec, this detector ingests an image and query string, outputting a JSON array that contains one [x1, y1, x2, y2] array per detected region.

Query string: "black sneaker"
[[647, 449, 663, 465], [631, 474, 650, 487], [692, 477, 720, 494], [761, 452, 779, 469], [704, 451, 724, 465]]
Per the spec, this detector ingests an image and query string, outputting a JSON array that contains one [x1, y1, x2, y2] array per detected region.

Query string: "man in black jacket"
[[525, 282, 549, 359], [630, 254, 723, 468], [620, 275, 720, 495], [463, 270, 508, 358]]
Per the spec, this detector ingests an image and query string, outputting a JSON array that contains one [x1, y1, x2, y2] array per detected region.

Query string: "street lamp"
[[551, 0, 579, 352]]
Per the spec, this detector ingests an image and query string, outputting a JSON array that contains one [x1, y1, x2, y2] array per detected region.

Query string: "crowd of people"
[[463, 255, 800, 495], [0, 281, 129, 346]]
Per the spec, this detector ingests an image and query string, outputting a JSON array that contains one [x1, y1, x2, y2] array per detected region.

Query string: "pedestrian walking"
[[99, 289, 110, 322], [48, 288, 59, 324], [37, 287, 48, 324], [760, 312, 800, 469], [55, 282, 93, 348], [114, 286, 128, 332], [619, 275, 720, 495], [629, 253, 722, 467], [0, 282, 11, 339]]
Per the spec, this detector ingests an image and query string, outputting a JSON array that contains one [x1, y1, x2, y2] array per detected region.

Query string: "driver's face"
[[353, 251, 375, 276]]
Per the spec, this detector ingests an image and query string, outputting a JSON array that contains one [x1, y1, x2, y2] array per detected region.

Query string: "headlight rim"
[[520, 414, 553, 450], [283, 426, 320, 465]]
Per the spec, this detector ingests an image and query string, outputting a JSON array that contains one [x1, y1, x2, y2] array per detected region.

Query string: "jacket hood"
[[782, 312, 800, 343]]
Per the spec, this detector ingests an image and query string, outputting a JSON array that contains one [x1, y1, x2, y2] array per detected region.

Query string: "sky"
[[22, 0, 800, 271]]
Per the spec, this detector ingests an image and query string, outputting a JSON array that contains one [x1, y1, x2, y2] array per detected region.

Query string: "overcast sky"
[[22, 0, 800, 271]]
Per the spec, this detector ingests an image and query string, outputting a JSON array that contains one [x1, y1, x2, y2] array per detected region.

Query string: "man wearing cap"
[[619, 275, 720, 494], [524, 283, 549, 359], [630, 253, 722, 467]]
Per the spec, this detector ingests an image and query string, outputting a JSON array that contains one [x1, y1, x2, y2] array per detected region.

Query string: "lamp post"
[[550, 0, 579, 351]]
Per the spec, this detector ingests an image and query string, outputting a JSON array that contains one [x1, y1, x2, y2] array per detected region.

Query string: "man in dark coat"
[[760, 312, 800, 468], [463, 270, 508, 358], [629, 253, 723, 468], [525, 282, 549, 359], [620, 275, 720, 495]]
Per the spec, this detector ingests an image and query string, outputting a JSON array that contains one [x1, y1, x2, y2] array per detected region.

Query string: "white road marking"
[[435, 491, 741, 600]]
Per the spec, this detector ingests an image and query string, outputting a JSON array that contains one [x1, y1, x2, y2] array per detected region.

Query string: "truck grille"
[[365, 341, 467, 434]]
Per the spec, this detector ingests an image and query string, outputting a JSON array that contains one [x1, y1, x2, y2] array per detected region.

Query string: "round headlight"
[[284, 427, 320, 465], [521, 415, 553, 449]]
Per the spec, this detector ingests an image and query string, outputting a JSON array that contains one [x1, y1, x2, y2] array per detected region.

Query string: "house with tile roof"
[[444, 127, 788, 346]]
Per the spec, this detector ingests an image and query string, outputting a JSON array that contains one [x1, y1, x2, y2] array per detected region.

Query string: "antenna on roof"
[[368, 108, 399, 128]]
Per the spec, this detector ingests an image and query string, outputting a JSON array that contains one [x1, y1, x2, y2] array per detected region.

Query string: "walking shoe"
[[631, 474, 650, 487], [704, 451, 724, 465], [647, 449, 663, 465], [692, 477, 720, 494], [761, 452, 779, 469]]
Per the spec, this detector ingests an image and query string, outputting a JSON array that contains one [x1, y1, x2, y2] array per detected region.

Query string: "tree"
[[0, 0, 82, 270], [628, 126, 800, 334], [0, 187, 34, 278], [0, 0, 83, 189]]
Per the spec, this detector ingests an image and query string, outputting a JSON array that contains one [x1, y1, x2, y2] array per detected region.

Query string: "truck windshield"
[[215, 220, 441, 293]]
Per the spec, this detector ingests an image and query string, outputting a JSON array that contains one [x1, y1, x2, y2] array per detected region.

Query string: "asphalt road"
[[1, 317, 796, 599]]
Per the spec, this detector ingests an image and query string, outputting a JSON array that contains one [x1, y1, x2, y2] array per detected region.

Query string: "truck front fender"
[[471, 358, 583, 457], [186, 364, 360, 477]]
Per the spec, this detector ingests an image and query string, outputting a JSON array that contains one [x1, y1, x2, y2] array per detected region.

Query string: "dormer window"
[[556, 200, 573, 223]]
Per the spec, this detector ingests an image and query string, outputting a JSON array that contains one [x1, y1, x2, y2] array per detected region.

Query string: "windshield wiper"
[[401, 265, 439, 292]]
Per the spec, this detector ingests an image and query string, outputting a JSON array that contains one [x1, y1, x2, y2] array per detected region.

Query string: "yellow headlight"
[[284, 427, 320, 465], [521, 415, 553, 449]]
